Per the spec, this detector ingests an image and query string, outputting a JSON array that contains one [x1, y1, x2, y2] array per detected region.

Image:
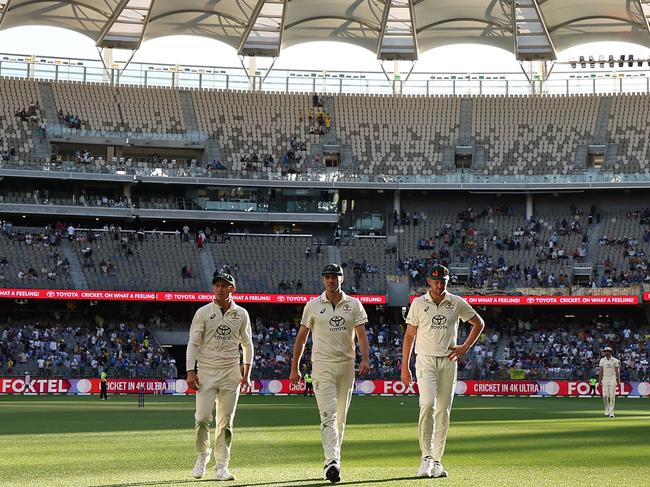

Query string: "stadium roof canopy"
[[0, 0, 649, 61]]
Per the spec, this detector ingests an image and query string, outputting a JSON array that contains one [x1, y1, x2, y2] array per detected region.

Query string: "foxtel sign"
[[409, 294, 639, 306], [0, 288, 386, 305]]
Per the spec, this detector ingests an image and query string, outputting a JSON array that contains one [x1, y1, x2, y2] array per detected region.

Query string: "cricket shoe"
[[192, 449, 211, 479], [323, 461, 341, 483], [416, 457, 433, 477], [215, 467, 235, 481], [432, 461, 448, 478], [609, 413, 615, 418]]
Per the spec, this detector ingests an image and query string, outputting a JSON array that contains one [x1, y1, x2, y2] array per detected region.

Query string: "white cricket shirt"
[[599, 356, 620, 383], [301, 291, 368, 362], [186, 300, 254, 371], [406, 291, 477, 357]]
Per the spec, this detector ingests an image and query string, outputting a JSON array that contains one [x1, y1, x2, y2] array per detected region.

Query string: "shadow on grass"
[[95, 476, 418, 487]]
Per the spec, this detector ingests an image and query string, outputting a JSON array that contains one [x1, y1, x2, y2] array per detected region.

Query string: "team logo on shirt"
[[424, 306, 430, 313], [431, 315, 448, 329], [215, 325, 232, 339], [320, 308, 327, 314], [209, 314, 216, 320], [230, 311, 239, 320], [342, 304, 352, 312], [444, 302, 454, 310], [329, 315, 347, 332]]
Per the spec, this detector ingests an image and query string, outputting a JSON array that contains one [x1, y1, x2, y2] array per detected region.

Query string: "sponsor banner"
[[0, 378, 73, 394], [158, 292, 386, 305], [0, 289, 385, 305], [0, 289, 157, 301], [456, 380, 638, 397], [409, 294, 639, 305], [644, 292, 650, 301], [0, 377, 175, 394], [2, 378, 649, 397]]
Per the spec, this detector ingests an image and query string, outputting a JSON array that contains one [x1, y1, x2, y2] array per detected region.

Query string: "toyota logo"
[[216, 325, 231, 336], [329, 316, 345, 327], [276, 295, 286, 302], [164, 293, 173, 300], [526, 297, 536, 304], [46, 291, 55, 298], [431, 315, 447, 326]]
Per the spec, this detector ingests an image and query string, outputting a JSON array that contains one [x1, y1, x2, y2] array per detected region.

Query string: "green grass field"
[[0, 394, 649, 487]]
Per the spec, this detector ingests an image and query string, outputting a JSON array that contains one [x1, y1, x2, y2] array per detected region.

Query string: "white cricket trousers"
[[602, 380, 617, 412], [312, 359, 355, 465], [416, 355, 457, 462], [195, 365, 241, 468]]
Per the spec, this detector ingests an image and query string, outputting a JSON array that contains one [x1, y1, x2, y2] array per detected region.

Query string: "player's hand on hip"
[[289, 369, 302, 384], [400, 368, 413, 385], [187, 371, 199, 390], [240, 376, 251, 394], [448, 344, 468, 361], [358, 360, 370, 377]]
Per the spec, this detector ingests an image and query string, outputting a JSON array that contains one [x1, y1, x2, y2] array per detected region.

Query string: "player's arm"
[[290, 325, 310, 384], [449, 313, 485, 362], [186, 308, 205, 390], [239, 311, 254, 393], [355, 324, 370, 376], [598, 366, 603, 383], [401, 325, 417, 385], [615, 365, 621, 386]]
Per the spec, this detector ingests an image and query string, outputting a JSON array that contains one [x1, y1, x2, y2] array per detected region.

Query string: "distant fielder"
[[290, 263, 370, 483], [598, 346, 620, 418], [186, 272, 254, 481], [401, 264, 485, 479]]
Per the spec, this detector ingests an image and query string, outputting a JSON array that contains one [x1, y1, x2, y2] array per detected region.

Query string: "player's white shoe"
[[432, 460, 448, 478], [417, 457, 433, 477], [609, 412, 615, 418], [192, 449, 211, 479], [215, 467, 235, 481]]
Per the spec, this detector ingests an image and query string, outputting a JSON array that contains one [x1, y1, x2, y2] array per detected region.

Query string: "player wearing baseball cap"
[[186, 272, 254, 481], [598, 346, 621, 418], [290, 263, 370, 483], [401, 264, 485, 479]]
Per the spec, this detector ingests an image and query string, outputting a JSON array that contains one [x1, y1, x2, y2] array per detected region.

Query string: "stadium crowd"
[[400, 205, 650, 291], [0, 319, 177, 379], [1, 311, 647, 382]]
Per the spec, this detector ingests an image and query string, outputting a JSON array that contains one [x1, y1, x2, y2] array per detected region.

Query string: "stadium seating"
[[2, 76, 650, 177], [609, 94, 650, 174], [192, 90, 321, 171], [0, 77, 41, 163], [339, 237, 397, 294], [334, 94, 460, 175], [51, 82, 185, 134], [79, 231, 204, 292], [0, 229, 72, 289], [472, 95, 599, 175], [210, 234, 326, 293]]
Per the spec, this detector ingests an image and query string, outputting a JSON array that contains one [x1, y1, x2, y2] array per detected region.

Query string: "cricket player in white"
[[598, 346, 621, 418], [186, 272, 253, 481], [290, 263, 370, 484], [401, 264, 485, 479]]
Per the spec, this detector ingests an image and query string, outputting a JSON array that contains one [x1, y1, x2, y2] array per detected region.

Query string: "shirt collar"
[[212, 300, 239, 315], [424, 291, 450, 304], [320, 291, 348, 303]]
